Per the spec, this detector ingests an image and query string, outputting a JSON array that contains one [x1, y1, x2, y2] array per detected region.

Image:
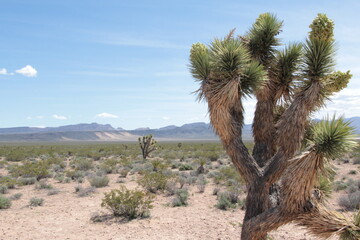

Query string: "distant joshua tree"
[[138, 135, 158, 160], [190, 13, 359, 240]]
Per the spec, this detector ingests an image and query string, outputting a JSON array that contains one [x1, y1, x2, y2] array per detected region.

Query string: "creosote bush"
[[0, 195, 11, 209], [10, 193, 22, 200], [88, 175, 109, 188], [0, 185, 8, 194], [171, 189, 189, 207], [138, 172, 170, 193], [29, 197, 44, 207], [76, 186, 96, 197], [338, 191, 360, 210], [10, 161, 50, 180], [101, 186, 153, 219]]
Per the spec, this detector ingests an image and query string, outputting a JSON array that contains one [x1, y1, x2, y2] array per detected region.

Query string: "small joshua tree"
[[190, 13, 359, 240], [138, 135, 158, 160]]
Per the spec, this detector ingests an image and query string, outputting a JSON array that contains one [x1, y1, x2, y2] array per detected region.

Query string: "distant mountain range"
[[0, 117, 358, 142]]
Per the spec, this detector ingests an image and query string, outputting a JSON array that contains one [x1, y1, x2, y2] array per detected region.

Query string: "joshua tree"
[[138, 135, 158, 160], [190, 13, 360, 239]]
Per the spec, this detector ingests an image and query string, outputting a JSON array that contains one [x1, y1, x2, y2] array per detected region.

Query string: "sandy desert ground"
[[1, 158, 358, 240]]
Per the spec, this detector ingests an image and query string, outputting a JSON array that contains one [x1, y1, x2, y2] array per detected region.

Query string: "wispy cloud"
[[52, 114, 67, 120], [15, 65, 37, 77], [95, 112, 119, 119], [0, 68, 8, 75], [162, 116, 170, 120]]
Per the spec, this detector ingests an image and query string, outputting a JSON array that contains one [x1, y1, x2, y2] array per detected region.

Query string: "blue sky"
[[1, 0, 359, 129]]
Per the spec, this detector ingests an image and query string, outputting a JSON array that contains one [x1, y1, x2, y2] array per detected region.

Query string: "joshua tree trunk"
[[190, 13, 359, 239]]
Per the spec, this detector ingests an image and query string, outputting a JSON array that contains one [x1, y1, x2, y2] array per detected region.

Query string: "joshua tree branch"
[[252, 86, 276, 167], [205, 81, 261, 183], [263, 81, 323, 185]]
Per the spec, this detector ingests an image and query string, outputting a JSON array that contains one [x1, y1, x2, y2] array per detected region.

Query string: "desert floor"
[[1, 158, 358, 240]]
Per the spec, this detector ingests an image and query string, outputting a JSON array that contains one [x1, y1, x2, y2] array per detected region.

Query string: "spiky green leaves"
[[190, 43, 211, 81], [309, 14, 334, 42], [303, 39, 335, 80], [310, 116, 356, 159], [189, 33, 267, 101], [273, 43, 303, 101], [210, 37, 250, 79], [241, 61, 267, 96], [246, 13, 283, 66]]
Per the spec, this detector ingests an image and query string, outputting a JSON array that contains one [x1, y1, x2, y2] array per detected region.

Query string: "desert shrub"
[[179, 163, 193, 171], [88, 175, 109, 188], [0, 177, 16, 189], [6, 151, 25, 162], [215, 187, 242, 210], [119, 167, 130, 178], [353, 158, 360, 165], [47, 189, 60, 195], [165, 179, 178, 196], [138, 172, 169, 193], [51, 163, 65, 173], [338, 191, 360, 210], [77, 186, 96, 197], [29, 197, 44, 207], [150, 159, 167, 172], [74, 158, 94, 171], [196, 175, 207, 193], [101, 186, 154, 219], [10, 161, 50, 180], [0, 185, 8, 194], [205, 152, 220, 162], [87, 152, 102, 161], [0, 195, 11, 209], [171, 189, 189, 207], [216, 192, 236, 210], [17, 177, 37, 186], [35, 180, 53, 190], [178, 172, 197, 187], [0, 160, 7, 168], [334, 180, 348, 192], [214, 166, 244, 187], [213, 187, 220, 195], [10, 193, 22, 200], [65, 170, 86, 180], [100, 158, 118, 173]]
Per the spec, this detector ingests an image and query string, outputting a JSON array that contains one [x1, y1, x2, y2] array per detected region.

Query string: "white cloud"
[[26, 116, 32, 120], [162, 116, 170, 120], [52, 114, 67, 120], [15, 65, 37, 77], [95, 112, 119, 119], [0, 68, 8, 75]]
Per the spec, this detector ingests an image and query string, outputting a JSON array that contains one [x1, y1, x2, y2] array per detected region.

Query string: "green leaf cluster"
[[101, 186, 154, 219]]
